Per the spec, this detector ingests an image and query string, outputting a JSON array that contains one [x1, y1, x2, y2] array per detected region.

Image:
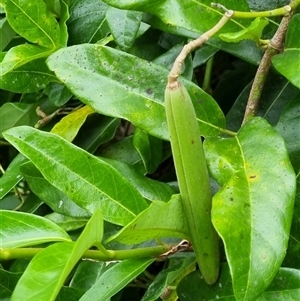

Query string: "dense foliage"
[[0, 0, 299, 300]]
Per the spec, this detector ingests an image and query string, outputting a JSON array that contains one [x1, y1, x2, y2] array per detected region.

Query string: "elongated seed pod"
[[165, 81, 219, 284]]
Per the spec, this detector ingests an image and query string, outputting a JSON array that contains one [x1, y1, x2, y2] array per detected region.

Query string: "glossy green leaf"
[[142, 257, 195, 301], [103, 0, 251, 34], [177, 264, 300, 301], [0, 17, 16, 51], [272, 14, 300, 89], [11, 210, 104, 301], [0, 0, 60, 48], [133, 128, 162, 174], [0, 58, 57, 93], [3, 126, 148, 225], [0, 102, 39, 138], [204, 117, 296, 301], [106, 194, 189, 245], [0, 154, 27, 199], [67, 0, 110, 45], [45, 212, 88, 231], [51, 105, 95, 142], [79, 258, 154, 301], [106, 6, 142, 50], [0, 210, 70, 248], [69, 261, 106, 293], [0, 44, 53, 76], [47, 44, 225, 139], [20, 161, 91, 218], [219, 17, 268, 44], [101, 158, 174, 203]]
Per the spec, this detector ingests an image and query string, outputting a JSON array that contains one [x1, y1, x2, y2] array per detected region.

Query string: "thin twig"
[[168, 10, 233, 88], [242, 8, 295, 124], [212, 2, 292, 18]]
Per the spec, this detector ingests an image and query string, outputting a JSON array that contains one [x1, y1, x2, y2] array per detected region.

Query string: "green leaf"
[[204, 117, 296, 301], [100, 135, 144, 171], [0, 194, 21, 210], [0, 17, 16, 51], [283, 175, 300, 269], [3, 126, 148, 225], [51, 105, 95, 142], [247, 0, 287, 11], [69, 261, 106, 293], [275, 94, 300, 172], [0, 154, 27, 199], [133, 128, 162, 174], [258, 267, 300, 300], [45, 212, 88, 231], [106, 7, 142, 50], [276, 96, 300, 269], [73, 114, 120, 154], [219, 17, 269, 44], [272, 14, 300, 89], [67, 0, 110, 45], [11, 210, 104, 301], [79, 258, 154, 301], [193, 45, 218, 68], [177, 264, 300, 301], [18, 192, 43, 214], [144, 15, 263, 66], [58, 0, 70, 47], [47, 44, 225, 139], [56, 286, 83, 301], [101, 158, 174, 203], [0, 44, 53, 76], [20, 161, 91, 218], [0, 102, 39, 137], [142, 257, 195, 301], [0, 0, 60, 48], [44, 82, 73, 106], [102, 0, 251, 34], [226, 74, 300, 131], [0, 210, 70, 248], [0, 268, 22, 300], [106, 194, 189, 245], [0, 58, 57, 93]]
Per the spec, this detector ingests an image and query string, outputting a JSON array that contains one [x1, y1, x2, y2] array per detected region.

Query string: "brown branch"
[[242, 6, 294, 124]]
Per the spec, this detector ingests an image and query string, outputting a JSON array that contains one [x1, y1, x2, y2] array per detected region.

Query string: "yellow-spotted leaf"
[[204, 117, 296, 301]]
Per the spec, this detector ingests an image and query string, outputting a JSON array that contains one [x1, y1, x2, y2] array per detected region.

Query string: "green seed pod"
[[165, 81, 219, 284]]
